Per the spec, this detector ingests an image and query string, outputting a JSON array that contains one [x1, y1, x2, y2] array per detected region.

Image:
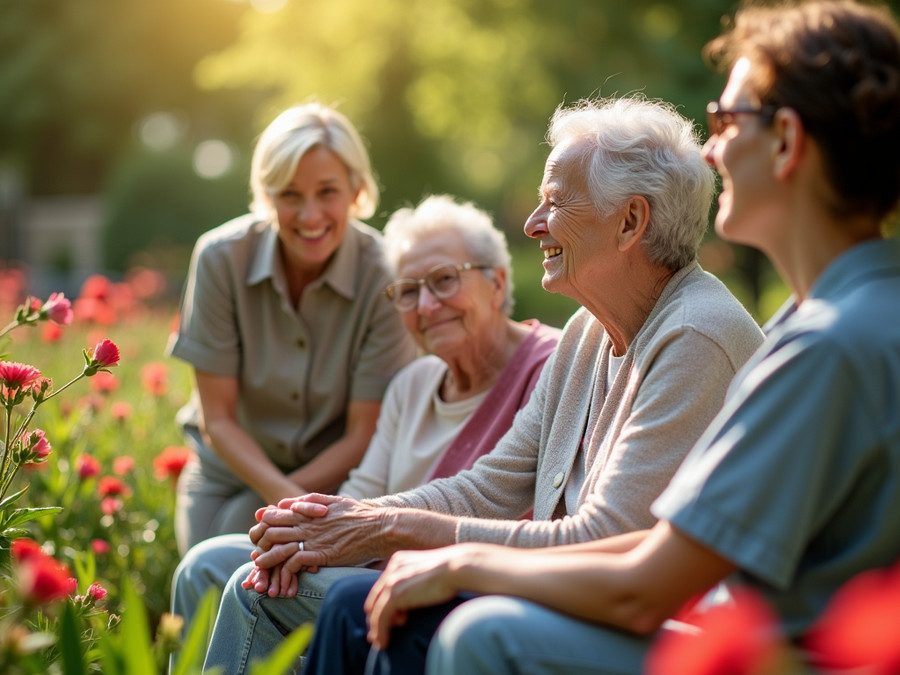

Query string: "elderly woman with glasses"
[[311, 2, 900, 674], [202, 96, 765, 674], [170, 194, 559, 631]]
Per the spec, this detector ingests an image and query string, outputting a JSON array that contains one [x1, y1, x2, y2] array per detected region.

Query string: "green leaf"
[[248, 623, 312, 675], [119, 578, 156, 675], [59, 601, 87, 675], [3, 505, 63, 529], [72, 551, 97, 592], [97, 632, 126, 675], [172, 587, 220, 675], [0, 485, 29, 512]]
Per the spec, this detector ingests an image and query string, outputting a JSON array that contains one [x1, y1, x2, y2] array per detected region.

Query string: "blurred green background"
[[1, 0, 897, 328]]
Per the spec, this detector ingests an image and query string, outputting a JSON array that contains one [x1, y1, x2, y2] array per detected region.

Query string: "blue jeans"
[[202, 562, 376, 674], [303, 575, 658, 675]]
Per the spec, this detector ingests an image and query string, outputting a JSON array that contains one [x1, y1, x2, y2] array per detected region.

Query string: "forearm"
[[288, 429, 372, 495], [379, 508, 459, 556], [204, 419, 299, 504]]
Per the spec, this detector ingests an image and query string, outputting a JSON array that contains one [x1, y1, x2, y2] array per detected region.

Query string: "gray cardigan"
[[371, 263, 764, 547]]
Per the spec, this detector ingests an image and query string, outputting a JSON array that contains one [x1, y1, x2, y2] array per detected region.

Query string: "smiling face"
[[523, 141, 623, 304], [271, 145, 360, 277], [394, 229, 504, 359], [703, 58, 780, 249]]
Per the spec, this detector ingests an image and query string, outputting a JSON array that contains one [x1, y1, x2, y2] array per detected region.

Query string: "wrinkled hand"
[[365, 546, 470, 649], [250, 494, 390, 572]]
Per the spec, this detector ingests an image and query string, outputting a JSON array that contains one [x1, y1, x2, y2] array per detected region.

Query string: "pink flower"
[[112, 455, 135, 475], [100, 497, 123, 515], [90, 371, 119, 394], [76, 454, 101, 480], [87, 582, 108, 601], [90, 539, 110, 555], [41, 292, 73, 326], [0, 361, 42, 390], [91, 338, 120, 367], [110, 401, 133, 421], [154, 445, 194, 483], [98, 476, 130, 498], [80, 274, 112, 301], [141, 362, 168, 397], [646, 588, 782, 675], [806, 563, 900, 674], [26, 429, 52, 463]]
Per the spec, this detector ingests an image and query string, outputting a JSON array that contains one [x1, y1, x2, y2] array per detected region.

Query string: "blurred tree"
[[0, 0, 254, 195]]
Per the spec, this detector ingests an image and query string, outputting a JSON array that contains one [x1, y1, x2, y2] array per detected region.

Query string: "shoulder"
[[345, 221, 395, 288], [644, 267, 764, 364], [193, 214, 268, 263], [387, 355, 446, 393]]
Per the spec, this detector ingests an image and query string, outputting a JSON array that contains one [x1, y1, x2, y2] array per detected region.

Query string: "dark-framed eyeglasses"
[[706, 101, 776, 137], [384, 262, 492, 311]]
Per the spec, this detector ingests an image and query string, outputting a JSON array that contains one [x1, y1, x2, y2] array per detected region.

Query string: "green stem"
[[0, 319, 21, 339], [0, 404, 11, 493], [0, 460, 23, 503]]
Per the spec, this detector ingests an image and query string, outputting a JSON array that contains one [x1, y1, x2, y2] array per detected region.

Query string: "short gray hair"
[[548, 97, 714, 270], [250, 102, 379, 220], [383, 195, 515, 315]]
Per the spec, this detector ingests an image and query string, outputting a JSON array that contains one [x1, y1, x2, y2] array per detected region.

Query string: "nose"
[[298, 199, 320, 224], [701, 136, 718, 169], [416, 284, 442, 314], [523, 204, 548, 239]]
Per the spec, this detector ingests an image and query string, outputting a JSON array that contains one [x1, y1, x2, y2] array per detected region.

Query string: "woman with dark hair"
[[305, 2, 900, 673]]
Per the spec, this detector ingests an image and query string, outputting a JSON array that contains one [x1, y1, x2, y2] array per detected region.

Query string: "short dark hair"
[[705, 0, 900, 221]]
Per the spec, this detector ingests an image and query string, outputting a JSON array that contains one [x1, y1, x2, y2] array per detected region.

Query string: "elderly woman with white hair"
[[171, 194, 560, 630], [168, 103, 416, 555], [202, 96, 765, 674]]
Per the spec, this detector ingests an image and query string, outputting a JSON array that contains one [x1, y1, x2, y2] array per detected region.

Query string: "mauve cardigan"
[[370, 263, 765, 547]]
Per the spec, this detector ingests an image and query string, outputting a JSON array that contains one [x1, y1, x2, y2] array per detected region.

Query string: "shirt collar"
[[245, 219, 361, 301], [765, 238, 900, 333]]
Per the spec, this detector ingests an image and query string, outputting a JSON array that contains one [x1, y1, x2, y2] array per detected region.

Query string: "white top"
[[339, 356, 487, 499]]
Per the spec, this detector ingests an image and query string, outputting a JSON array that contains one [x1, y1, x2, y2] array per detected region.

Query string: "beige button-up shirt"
[[168, 214, 416, 471]]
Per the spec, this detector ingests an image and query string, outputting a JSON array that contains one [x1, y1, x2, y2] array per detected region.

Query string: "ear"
[[617, 195, 651, 252], [489, 267, 508, 310], [771, 108, 805, 180]]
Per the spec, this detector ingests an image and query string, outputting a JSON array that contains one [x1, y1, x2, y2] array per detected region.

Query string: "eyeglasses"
[[706, 101, 776, 136], [384, 262, 492, 311]]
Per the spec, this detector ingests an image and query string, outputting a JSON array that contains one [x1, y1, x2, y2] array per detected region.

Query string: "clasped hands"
[[241, 493, 386, 597]]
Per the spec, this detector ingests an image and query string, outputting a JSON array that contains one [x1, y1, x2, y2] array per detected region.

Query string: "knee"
[[427, 597, 526, 675]]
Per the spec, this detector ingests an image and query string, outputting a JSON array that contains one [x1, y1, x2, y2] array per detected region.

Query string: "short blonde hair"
[[250, 103, 379, 219]]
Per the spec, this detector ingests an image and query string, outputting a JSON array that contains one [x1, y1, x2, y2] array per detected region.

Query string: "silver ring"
[[298, 541, 305, 552]]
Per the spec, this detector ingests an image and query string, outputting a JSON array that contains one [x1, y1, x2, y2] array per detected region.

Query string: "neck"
[[581, 261, 676, 356], [441, 319, 529, 402], [763, 204, 881, 303]]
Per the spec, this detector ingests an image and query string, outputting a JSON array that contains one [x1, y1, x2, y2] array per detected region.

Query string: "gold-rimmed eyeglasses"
[[384, 262, 492, 311], [706, 101, 776, 136]]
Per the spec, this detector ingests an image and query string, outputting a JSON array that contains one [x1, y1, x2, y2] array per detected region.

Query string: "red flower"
[[140, 362, 168, 397], [76, 454, 101, 480], [154, 445, 193, 482], [87, 582, 108, 601], [90, 338, 120, 367], [41, 321, 64, 343], [806, 563, 900, 674], [11, 538, 45, 562], [80, 274, 113, 301], [112, 455, 135, 475], [0, 361, 42, 390], [90, 371, 119, 394], [646, 588, 782, 675], [100, 496, 123, 515], [90, 539, 111, 555], [110, 401, 133, 421], [41, 292, 73, 325], [16, 553, 77, 604], [98, 475, 130, 498]]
